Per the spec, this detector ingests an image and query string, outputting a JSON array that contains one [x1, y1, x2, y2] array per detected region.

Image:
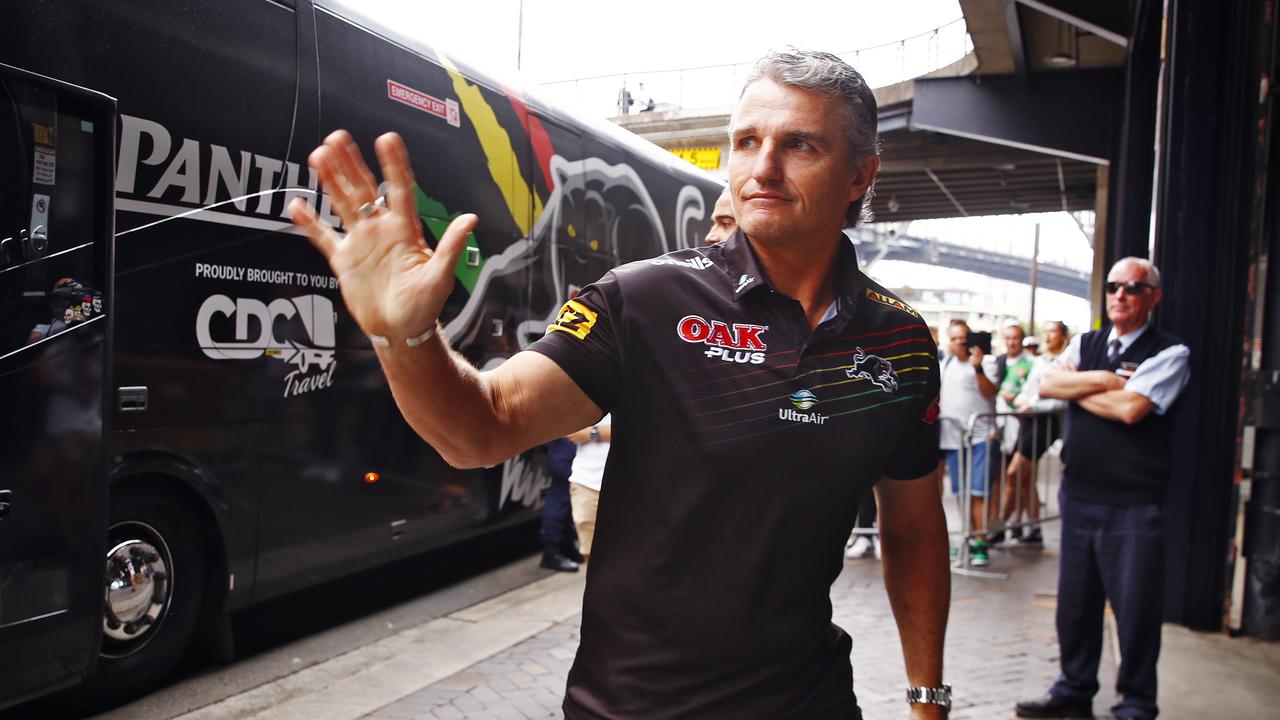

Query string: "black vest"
[[1061, 326, 1182, 505]]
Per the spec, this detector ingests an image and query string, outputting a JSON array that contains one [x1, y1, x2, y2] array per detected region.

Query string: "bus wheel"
[[91, 489, 206, 703]]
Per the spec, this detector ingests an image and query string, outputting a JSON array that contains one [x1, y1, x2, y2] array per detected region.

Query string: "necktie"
[[1107, 338, 1121, 366]]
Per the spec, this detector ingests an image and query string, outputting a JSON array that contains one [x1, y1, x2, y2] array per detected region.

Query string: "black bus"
[[0, 0, 721, 708]]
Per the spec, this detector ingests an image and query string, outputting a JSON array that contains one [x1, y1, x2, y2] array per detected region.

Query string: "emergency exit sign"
[[670, 146, 722, 171]]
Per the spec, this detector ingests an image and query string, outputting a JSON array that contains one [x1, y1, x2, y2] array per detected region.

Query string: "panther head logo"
[[846, 346, 899, 394]]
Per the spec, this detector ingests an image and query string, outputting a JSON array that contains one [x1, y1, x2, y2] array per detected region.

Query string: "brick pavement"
[[363, 523, 1102, 720]]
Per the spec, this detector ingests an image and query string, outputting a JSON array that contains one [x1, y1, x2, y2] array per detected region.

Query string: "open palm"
[[290, 130, 477, 344]]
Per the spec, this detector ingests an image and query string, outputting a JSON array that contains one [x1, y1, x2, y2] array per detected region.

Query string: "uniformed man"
[[1016, 258, 1189, 720], [292, 48, 951, 720]]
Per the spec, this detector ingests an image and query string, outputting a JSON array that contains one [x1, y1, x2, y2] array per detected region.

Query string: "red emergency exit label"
[[387, 80, 460, 128]]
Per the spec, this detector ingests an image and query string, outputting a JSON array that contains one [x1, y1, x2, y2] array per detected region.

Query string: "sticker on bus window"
[[30, 194, 50, 240], [33, 146, 56, 185]]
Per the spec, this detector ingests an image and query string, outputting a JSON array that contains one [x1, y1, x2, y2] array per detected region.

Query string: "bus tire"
[[84, 488, 206, 705]]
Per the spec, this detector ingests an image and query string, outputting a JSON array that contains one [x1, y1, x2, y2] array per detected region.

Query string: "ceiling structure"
[[612, 1, 1135, 223], [866, 0, 1133, 223]]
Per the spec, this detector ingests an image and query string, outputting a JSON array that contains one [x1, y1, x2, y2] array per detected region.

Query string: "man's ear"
[[849, 156, 880, 202]]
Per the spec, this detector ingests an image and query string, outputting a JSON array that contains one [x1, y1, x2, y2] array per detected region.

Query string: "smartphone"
[[966, 330, 992, 355]]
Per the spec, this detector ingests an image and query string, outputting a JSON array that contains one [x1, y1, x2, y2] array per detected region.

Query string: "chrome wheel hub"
[[103, 522, 171, 654]]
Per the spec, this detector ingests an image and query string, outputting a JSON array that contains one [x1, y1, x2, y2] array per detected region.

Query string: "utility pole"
[[1029, 223, 1040, 333], [516, 0, 524, 71]]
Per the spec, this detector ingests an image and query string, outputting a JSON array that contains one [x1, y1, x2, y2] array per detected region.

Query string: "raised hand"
[[289, 130, 478, 346]]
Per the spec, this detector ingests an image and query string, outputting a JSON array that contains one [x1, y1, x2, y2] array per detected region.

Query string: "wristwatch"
[[589, 426, 600, 443], [906, 684, 952, 711]]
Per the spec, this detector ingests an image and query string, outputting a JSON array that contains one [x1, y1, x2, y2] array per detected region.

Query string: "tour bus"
[[0, 0, 721, 708]]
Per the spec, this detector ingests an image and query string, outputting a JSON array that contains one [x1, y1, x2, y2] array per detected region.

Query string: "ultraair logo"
[[846, 346, 899, 394], [790, 389, 818, 409], [196, 294, 338, 398], [676, 314, 767, 365], [779, 389, 829, 424]]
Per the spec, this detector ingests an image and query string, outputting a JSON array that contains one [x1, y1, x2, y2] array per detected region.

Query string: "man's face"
[[727, 79, 876, 245], [947, 326, 969, 359], [1042, 323, 1066, 352], [1105, 260, 1162, 332], [1002, 326, 1024, 356], [704, 190, 737, 244]]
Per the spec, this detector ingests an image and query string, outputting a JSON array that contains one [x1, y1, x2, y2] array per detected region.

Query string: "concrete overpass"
[[851, 228, 1090, 297]]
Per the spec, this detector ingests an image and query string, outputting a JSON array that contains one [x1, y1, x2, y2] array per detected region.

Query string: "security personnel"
[[292, 49, 951, 720], [1016, 257, 1190, 720]]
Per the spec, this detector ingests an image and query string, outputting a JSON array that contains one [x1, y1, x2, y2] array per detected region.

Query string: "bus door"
[[0, 63, 115, 709]]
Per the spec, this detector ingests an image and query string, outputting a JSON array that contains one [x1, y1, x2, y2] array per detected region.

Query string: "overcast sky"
[[334, 0, 1094, 322], [342, 0, 966, 84]]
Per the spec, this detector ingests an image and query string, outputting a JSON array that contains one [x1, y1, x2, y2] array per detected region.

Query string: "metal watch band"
[[589, 426, 600, 443], [905, 684, 952, 710]]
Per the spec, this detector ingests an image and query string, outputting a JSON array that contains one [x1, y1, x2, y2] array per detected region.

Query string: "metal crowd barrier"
[[946, 409, 1066, 579]]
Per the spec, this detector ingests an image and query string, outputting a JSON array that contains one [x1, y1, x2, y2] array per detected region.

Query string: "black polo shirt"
[[529, 230, 940, 719]]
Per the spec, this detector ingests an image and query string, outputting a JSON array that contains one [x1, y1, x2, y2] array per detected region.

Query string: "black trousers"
[[540, 473, 574, 547], [1051, 490, 1163, 720]]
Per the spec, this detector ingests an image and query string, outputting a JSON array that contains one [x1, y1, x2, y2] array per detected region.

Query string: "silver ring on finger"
[[356, 185, 391, 218], [356, 199, 382, 218]]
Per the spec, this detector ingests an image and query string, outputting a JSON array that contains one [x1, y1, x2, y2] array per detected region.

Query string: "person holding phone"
[[940, 320, 999, 566]]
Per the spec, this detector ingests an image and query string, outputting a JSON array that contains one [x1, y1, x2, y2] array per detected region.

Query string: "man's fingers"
[[309, 146, 359, 223], [328, 130, 380, 204], [290, 197, 338, 260], [375, 133, 421, 230], [430, 213, 478, 281]]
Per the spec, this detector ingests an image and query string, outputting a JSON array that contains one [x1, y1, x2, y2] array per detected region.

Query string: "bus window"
[[0, 78, 104, 356]]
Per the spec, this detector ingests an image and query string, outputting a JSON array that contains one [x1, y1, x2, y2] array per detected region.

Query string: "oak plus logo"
[[676, 314, 767, 365], [196, 294, 338, 398], [779, 389, 829, 424]]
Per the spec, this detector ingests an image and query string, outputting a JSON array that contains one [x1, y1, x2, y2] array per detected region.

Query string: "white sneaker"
[[845, 536, 872, 559], [871, 536, 881, 559]]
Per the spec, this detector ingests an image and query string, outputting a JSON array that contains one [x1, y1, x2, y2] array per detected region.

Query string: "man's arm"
[[970, 348, 997, 399], [876, 468, 950, 718], [1040, 340, 1187, 425], [1038, 367, 1125, 400], [1076, 390, 1156, 425], [567, 422, 612, 445], [380, 341, 602, 466], [291, 130, 600, 467]]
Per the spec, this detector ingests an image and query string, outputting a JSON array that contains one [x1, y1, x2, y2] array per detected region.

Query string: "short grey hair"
[[737, 48, 881, 226], [1112, 256, 1163, 288]]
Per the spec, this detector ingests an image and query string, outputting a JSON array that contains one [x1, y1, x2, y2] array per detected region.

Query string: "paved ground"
[[359, 537, 1072, 720], [152, 485, 1280, 720], [354, 513, 1279, 720]]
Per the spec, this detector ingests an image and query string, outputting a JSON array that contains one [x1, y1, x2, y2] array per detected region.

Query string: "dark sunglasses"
[[1105, 281, 1155, 295]]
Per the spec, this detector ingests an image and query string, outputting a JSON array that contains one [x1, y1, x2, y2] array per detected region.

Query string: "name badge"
[[1116, 361, 1140, 378]]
